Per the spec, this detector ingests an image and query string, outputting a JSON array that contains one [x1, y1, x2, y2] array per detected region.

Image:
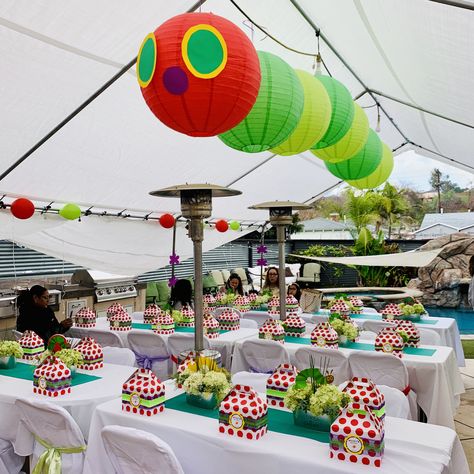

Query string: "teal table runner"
[[313, 311, 438, 326], [284, 336, 436, 356], [165, 393, 329, 443], [0, 362, 101, 385], [131, 323, 229, 334]]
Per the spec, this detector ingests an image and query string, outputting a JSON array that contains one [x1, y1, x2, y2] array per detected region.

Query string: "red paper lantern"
[[159, 213, 175, 229], [215, 220, 229, 232], [137, 13, 261, 137], [10, 198, 35, 220]]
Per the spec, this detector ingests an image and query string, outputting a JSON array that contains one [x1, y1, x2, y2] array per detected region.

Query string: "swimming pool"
[[426, 307, 474, 334]]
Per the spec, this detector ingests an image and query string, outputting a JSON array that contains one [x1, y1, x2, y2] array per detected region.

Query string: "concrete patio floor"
[[456, 359, 474, 471]]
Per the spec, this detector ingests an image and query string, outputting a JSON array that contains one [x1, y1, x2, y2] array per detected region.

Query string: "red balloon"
[[137, 13, 261, 137], [215, 220, 229, 233], [10, 198, 35, 219], [159, 213, 175, 229]]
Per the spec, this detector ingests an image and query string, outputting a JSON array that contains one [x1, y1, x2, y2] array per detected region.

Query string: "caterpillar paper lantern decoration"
[[137, 13, 261, 137]]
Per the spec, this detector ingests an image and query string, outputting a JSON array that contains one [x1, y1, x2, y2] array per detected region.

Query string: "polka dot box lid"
[[329, 300, 350, 316], [380, 303, 402, 318], [144, 304, 161, 323], [233, 295, 250, 313], [342, 377, 385, 421], [217, 308, 240, 331], [122, 368, 165, 417], [267, 297, 280, 315], [33, 356, 71, 397], [266, 363, 298, 408], [395, 320, 420, 347], [330, 402, 384, 468], [310, 322, 339, 349], [259, 318, 285, 343], [349, 296, 364, 308], [107, 302, 124, 319], [19, 331, 45, 359], [203, 314, 220, 339], [219, 384, 268, 441], [109, 310, 132, 331], [180, 306, 195, 323], [375, 328, 404, 358], [76, 337, 104, 370], [285, 295, 299, 313], [282, 315, 306, 337], [152, 313, 175, 335], [203, 294, 217, 306], [249, 293, 258, 303], [74, 308, 96, 328]]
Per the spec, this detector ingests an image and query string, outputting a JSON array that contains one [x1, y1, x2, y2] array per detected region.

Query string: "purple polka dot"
[[163, 67, 188, 95]]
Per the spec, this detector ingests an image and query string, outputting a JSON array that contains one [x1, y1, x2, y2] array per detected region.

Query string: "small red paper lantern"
[[10, 198, 35, 220], [215, 220, 229, 232], [159, 213, 175, 229], [136, 13, 261, 137]]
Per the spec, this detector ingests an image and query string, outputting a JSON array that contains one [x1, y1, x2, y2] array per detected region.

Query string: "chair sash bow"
[[33, 435, 86, 474], [132, 350, 170, 370]]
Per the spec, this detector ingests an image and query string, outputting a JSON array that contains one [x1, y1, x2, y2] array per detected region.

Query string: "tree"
[[343, 188, 378, 234], [429, 169, 464, 212], [430, 168, 442, 213], [374, 183, 408, 239]]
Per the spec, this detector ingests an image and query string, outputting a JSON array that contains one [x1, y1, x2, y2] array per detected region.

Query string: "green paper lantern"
[[311, 103, 369, 163], [59, 203, 81, 220], [270, 70, 331, 156], [312, 75, 355, 149], [325, 129, 382, 180], [229, 221, 240, 231], [347, 143, 394, 189], [219, 51, 304, 153]]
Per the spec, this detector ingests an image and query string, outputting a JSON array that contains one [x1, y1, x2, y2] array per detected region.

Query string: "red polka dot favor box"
[[395, 320, 420, 347], [177, 306, 195, 328], [219, 384, 268, 440], [330, 402, 385, 468], [203, 294, 217, 309], [266, 363, 298, 408], [282, 314, 306, 338], [122, 368, 165, 416], [285, 295, 300, 316], [217, 308, 240, 331], [342, 377, 385, 422], [19, 330, 45, 360], [74, 307, 97, 328], [248, 293, 259, 310], [152, 312, 175, 335], [310, 323, 339, 349], [107, 302, 124, 321], [233, 295, 251, 314], [203, 313, 220, 339], [380, 303, 403, 320], [328, 300, 351, 319], [109, 310, 132, 331], [143, 304, 161, 324], [349, 296, 364, 314], [258, 318, 285, 343], [76, 337, 104, 370], [267, 297, 280, 316], [374, 328, 404, 358], [33, 356, 71, 397]]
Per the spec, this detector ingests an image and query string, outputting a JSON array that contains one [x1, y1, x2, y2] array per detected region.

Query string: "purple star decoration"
[[257, 245, 267, 254], [168, 276, 178, 288], [257, 258, 268, 267], [169, 253, 180, 265]]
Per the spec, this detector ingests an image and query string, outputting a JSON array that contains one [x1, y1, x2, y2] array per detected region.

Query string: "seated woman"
[[287, 282, 302, 302], [261, 267, 280, 297], [169, 279, 193, 310], [17, 285, 73, 343], [223, 273, 244, 296]]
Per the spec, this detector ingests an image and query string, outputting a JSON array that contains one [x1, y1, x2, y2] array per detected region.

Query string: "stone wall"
[[407, 233, 474, 308]]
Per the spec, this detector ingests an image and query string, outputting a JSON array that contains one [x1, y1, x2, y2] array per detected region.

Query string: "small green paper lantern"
[[59, 203, 81, 220], [229, 220, 240, 231], [270, 70, 331, 156], [219, 51, 304, 153], [312, 75, 355, 149], [347, 143, 394, 189], [325, 129, 382, 180], [311, 103, 369, 163]]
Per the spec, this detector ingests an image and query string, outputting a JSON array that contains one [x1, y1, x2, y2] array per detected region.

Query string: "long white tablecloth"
[[0, 362, 134, 441], [243, 310, 466, 366], [231, 337, 464, 429], [83, 381, 469, 474]]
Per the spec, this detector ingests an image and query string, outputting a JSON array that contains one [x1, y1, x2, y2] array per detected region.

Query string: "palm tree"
[[374, 183, 408, 239], [344, 188, 378, 235]]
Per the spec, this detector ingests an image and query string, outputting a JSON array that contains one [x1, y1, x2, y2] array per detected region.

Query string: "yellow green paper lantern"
[[219, 51, 304, 153], [59, 203, 81, 220], [270, 70, 331, 156], [312, 75, 355, 149], [311, 103, 369, 163], [347, 143, 394, 189], [325, 129, 383, 180]]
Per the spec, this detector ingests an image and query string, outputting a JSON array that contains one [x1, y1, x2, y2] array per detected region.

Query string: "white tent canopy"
[[0, 0, 473, 273]]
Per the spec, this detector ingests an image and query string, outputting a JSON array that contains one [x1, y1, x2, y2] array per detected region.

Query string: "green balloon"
[[312, 75, 355, 149], [325, 129, 383, 180], [59, 203, 81, 220], [219, 51, 304, 153], [229, 221, 240, 231], [347, 143, 394, 189]]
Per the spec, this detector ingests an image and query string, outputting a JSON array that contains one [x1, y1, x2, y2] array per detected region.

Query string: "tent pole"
[[429, 0, 474, 10]]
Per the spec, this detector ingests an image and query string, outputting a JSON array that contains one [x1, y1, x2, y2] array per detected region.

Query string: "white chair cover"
[[210, 270, 225, 288], [0, 439, 23, 474], [167, 334, 210, 368], [418, 328, 442, 346], [87, 329, 124, 348], [362, 320, 396, 333], [240, 339, 290, 374], [11, 330, 23, 341], [232, 371, 268, 393], [102, 346, 136, 366], [221, 269, 231, 282], [348, 351, 417, 420], [14, 398, 86, 474], [359, 330, 377, 341], [361, 307, 379, 314], [101, 425, 184, 474], [239, 319, 258, 329], [127, 331, 170, 380], [294, 346, 350, 385], [310, 315, 328, 325], [131, 311, 143, 321]]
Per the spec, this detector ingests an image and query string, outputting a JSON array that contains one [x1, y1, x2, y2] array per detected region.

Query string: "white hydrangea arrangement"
[[399, 302, 426, 316], [0, 340, 23, 358], [329, 318, 359, 342]]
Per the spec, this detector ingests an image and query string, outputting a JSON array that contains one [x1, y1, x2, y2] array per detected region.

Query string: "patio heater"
[[249, 201, 310, 321], [150, 184, 241, 352]]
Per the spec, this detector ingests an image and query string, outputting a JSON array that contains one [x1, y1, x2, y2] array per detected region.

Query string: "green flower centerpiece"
[[38, 349, 84, 377], [0, 340, 23, 369], [329, 314, 359, 345], [399, 300, 427, 322], [174, 356, 232, 409], [285, 361, 351, 432]]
